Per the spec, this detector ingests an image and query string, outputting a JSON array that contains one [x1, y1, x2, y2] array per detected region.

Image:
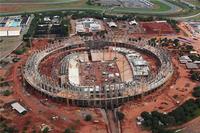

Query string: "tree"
[[42, 127, 49, 133], [195, 98, 200, 107], [168, 107, 186, 124], [191, 72, 200, 81], [141, 98, 200, 133], [86, 0, 92, 5], [116, 111, 125, 121], [193, 86, 200, 98], [3, 126, 18, 133], [64, 128, 73, 133], [84, 114, 92, 121], [141, 111, 152, 120], [14, 48, 26, 55], [163, 116, 176, 126], [186, 45, 193, 51], [173, 39, 179, 47], [2, 90, 12, 96]]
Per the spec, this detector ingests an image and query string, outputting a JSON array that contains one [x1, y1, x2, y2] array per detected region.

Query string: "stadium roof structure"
[[133, 60, 148, 66]]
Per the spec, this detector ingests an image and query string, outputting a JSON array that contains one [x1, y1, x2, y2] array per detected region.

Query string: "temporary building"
[[129, 20, 138, 25], [107, 22, 117, 27], [11, 102, 27, 114]]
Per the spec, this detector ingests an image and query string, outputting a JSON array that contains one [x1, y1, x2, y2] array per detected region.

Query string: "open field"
[[0, 37, 22, 60]]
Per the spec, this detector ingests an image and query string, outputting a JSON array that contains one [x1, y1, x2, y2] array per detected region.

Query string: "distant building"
[[0, 27, 21, 36], [75, 18, 103, 34], [179, 55, 192, 64], [0, 15, 28, 36], [186, 63, 199, 69], [129, 20, 138, 25], [11, 102, 27, 114], [107, 22, 117, 28]]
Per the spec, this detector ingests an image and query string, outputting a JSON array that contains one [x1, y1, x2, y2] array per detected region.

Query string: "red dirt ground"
[[79, 61, 121, 86], [31, 39, 49, 50], [0, 5, 18, 13], [140, 21, 175, 35], [0, 39, 107, 133], [120, 54, 198, 133]]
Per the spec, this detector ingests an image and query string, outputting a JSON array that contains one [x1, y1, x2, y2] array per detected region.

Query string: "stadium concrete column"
[[87, 88, 90, 107], [114, 83, 119, 107], [110, 84, 114, 109], [93, 86, 96, 107], [104, 85, 108, 109]]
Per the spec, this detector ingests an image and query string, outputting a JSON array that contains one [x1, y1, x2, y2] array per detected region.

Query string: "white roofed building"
[[0, 27, 21, 37], [107, 22, 117, 28], [11, 102, 27, 114], [129, 20, 138, 25], [75, 18, 103, 33]]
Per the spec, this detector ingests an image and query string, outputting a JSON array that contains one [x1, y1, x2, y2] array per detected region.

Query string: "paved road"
[[173, 12, 200, 20], [0, 0, 78, 4], [0, 0, 182, 16]]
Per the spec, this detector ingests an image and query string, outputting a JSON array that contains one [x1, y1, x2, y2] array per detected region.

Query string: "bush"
[[2, 90, 12, 96], [42, 127, 49, 133], [14, 48, 26, 55], [84, 114, 92, 121], [3, 126, 18, 133], [193, 86, 200, 98], [167, 19, 180, 33], [191, 72, 200, 81], [116, 111, 125, 121], [86, 0, 92, 5], [64, 128, 75, 133], [189, 54, 200, 61], [140, 93, 200, 132], [23, 15, 39, 41]]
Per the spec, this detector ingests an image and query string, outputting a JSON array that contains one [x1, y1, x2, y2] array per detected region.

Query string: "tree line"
[[140, 86, 200, 133]]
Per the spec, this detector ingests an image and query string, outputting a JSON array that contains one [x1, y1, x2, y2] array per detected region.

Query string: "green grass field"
[[0, 0, 78, 3], [184, 0, 200, 6], [0, 0, 191, 17], [112, 1, 171, 14]]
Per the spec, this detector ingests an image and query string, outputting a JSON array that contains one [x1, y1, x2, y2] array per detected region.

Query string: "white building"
[[0, 27, 21, 37], [107, 22, 117, 27], [11, 102, 27, 114], [129, 20, 138, 25], [75, 18, 103, 33], [0, 27, 8, 36]]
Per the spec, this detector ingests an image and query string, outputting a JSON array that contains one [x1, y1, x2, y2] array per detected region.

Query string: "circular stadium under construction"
[[23, 39, 173, 108]]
